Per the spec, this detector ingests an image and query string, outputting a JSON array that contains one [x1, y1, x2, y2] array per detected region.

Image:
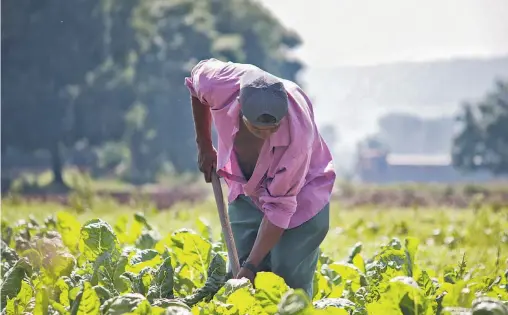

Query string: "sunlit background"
[[2, 0, 508, 196], [261, 0, 508, 173]]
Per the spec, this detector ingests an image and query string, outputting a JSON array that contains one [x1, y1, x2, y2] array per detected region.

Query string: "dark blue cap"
[[239, 68, 289, 126]]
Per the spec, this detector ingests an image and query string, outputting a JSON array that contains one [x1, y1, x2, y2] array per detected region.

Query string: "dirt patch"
[[5, 185, 211, 210], [4, 182, 508, 210]]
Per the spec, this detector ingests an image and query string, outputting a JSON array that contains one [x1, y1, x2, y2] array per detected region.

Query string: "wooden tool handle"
[[210, 171, 241, 277]]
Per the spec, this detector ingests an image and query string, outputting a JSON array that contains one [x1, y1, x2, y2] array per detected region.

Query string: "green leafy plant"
[[1, 211, 507, 315]]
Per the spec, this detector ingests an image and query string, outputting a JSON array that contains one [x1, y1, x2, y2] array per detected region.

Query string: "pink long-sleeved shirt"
[[185, 58, 336, 229]]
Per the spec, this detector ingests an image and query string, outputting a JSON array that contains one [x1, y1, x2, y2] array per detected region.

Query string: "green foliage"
[[452, 80, 508, 175], [1, 211, 507, 315]]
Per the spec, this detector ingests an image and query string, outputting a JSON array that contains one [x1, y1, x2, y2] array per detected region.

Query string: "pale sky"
[[258, 0, 508, 68]]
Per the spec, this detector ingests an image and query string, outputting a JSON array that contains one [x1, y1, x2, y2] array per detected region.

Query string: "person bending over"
[[184, 58, 336, 298]]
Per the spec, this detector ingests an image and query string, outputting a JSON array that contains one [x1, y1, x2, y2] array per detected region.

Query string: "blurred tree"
[[1, 0, 304, 187], [1, 0, 130, 186], [452, 79, 508, 175], [208, 0, 303, 81]]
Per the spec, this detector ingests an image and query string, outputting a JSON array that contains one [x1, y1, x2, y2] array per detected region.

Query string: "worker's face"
[[242, 116, 280, 139]]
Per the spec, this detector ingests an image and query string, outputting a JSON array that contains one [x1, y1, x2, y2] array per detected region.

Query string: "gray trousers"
[[226, 194, 330, 298]]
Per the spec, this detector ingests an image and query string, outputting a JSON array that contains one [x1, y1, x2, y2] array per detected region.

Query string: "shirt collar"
[[269, 116, 290, 147]]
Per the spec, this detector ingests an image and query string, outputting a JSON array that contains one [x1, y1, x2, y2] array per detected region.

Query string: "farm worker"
[[184, 58, 336, 298]]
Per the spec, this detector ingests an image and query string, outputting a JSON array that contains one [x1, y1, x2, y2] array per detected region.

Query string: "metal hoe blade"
[[210, 171, 241, 277]]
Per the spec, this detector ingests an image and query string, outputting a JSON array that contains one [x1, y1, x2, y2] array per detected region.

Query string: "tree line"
[[1, 0, 303, 186]]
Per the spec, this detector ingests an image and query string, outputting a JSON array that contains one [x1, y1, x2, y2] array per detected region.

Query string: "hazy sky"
[[258, 0, 508, 68]]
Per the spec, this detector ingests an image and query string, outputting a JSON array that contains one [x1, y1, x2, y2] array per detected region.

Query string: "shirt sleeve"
[[184, 58, 222, 107], [257, 150, 312, 229], [184, 58, 253, 110]]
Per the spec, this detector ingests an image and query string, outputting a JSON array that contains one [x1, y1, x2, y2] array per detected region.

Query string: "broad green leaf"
[[312, 309, 349, 315], [107, 300, 152, 315], [134, 212, 154, 230], [486, 285, 508, 301], [56, 278, 71, 307], [379, 279, 432, 315], [327, 263, 363, 298], [190, 300, 235, 315], [27, 236, 76, 282], [100, 293, 150, 315], [417, 270, 438, 297], [123, 267, 154, 295], [127, 249, 162, 273], [152, 300, 192, 315], [321, 264, 342, 287], [254, 272, 290, 314], [48, 251, 76, 280], [147, 257, 174, 302], [277, 289, 312, 315], [471, 296, 508, 315], [1, 258, 32, 309], [69, 286, 81, 301], [76, 282, 101, 315], [181, 253, 227, 306], [113, 257, 131, 294], [1, 240, 19, 267], [34, 284, 49, 315], [366, 300, 404, 315], [89, 252, 130, 296], [404, 237, 420, 277], [4, 280, 34, 315], [19, 248, 43, 270], [441, 280, 476, 308], [151, 306, 167, 315], [366, 246, 409, 285], [346, 242, 366, 275], [212, 278, 266, 315], [153, 299, 191, 309], [158, 229, 212, 291], [313, 298, 356, 312], [114, 214, 143, 245], [56, 211, 82, 253], [313, 270, 332, 301], [352, 254, 366, 275], [390, 276, 420, 288], [135, 230, 160, 250], [79, 219, 119, 261], [226, 286, 266, 314], [163, 305, 193, 315], [50, 300, 69, 315], [93, 285, 113, 301], [214, 278, 253, 302], [133, 299, 152, 314], [17, 280, 34, 308]]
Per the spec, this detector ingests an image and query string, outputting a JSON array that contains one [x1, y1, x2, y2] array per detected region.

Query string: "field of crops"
[[1, 195, 507, 314]]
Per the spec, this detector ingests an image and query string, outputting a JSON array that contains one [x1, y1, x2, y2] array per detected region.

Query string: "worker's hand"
[[197, 144, 217, 183], [235, 267, 256, 284]]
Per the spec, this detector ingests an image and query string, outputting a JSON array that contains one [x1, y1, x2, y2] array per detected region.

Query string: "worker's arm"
[[184, 58, 230, 182], [244, 216, 285, 266], [191, 96, 213, 149], [190, 96, 216, 182]]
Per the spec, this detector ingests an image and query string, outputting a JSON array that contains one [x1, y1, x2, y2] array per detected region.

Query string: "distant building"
[[355, 149, 495, 184]]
